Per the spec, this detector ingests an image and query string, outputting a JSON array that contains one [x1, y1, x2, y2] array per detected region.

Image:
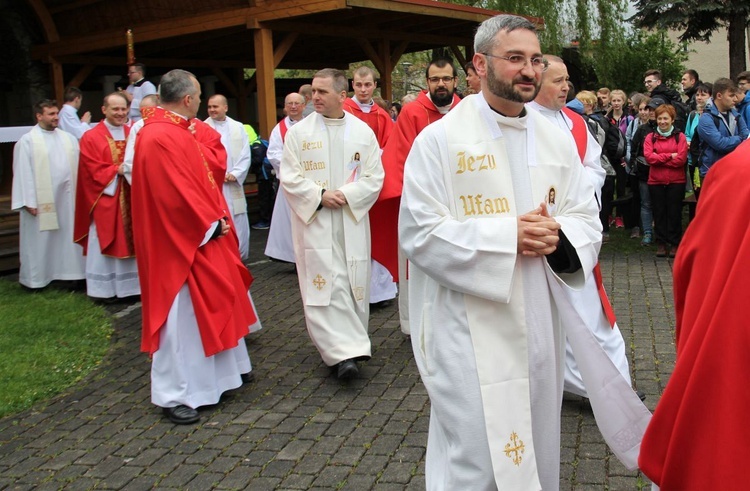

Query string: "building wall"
[[669, 27, 750, 83]]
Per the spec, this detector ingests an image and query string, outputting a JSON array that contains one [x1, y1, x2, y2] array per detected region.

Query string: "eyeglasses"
[[427, 76, 456, 84], [482, 53, 548, 72], [285, 102, 304, 106], [644, 79, 656, 85]]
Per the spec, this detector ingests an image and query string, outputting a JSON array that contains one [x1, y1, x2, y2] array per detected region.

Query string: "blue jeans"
[[638, 180, 653, 235]]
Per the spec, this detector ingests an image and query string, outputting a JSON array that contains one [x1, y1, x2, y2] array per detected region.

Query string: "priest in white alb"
[[281, 69, 384, 381], [12, 99, 85, 289], [204, 94, 251, 260], [264, 92, 305, 264], [399, 16, 603, 490]]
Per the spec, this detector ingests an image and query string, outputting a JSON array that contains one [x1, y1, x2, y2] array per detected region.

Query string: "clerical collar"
[[352, 97, 374, 114], [133, 78, 147, 87], [103, 119, 124, 131], [489, 104, 527, 119], [39, 126, 56, 133], [212, 118, 228, 125]]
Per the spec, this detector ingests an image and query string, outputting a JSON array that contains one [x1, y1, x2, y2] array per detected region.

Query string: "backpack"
[[250, 139, 273, 179], [692, 112, 723, 166], [591, 113, 625, 165], [583, 115, 616, 177], [651, 95, 690, 132]]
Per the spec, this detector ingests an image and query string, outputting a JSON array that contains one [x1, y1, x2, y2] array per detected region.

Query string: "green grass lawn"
[[0, 280, 112, 418]]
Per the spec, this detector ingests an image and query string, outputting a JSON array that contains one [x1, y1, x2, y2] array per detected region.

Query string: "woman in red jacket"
[[644, 104, 688, 258]]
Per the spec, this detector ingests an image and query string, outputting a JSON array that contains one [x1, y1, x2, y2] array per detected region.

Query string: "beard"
[[486, 62, 540, 103], [430, 86, 455, 107]]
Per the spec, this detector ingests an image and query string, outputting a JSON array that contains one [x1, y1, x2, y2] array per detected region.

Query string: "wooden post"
[[236, 68, 248, 123], [253, 28, 276, 139], [50, 58, 64, 104], [379, 38, 392, 103]]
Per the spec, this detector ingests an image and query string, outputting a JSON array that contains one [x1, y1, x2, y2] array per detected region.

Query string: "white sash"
[[445, 96, 541, 490], [294, 114, 370, 312], [28, 126, 74, 231], [207, 118, 248, 214]]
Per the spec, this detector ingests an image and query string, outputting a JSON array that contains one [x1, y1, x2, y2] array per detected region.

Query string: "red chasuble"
[[343, 98, 393, 148], [638, 140, 750, 489], [372, 91, 461, 280], [131, 108, 257, 357], [74, 121, 134, 257]]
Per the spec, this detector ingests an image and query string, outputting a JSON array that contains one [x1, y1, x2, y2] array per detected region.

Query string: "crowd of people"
[[10, 11, 749, 489]]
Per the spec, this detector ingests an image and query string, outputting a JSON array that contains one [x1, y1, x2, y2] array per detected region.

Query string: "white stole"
[[444, 96, 542, 490], [28, 126, 75, 231], [290, 114, 370, 313], [206, 117, 247, 214]]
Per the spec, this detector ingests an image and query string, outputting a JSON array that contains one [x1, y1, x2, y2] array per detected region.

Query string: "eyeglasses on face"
[[644, 79, 656, 85], [285, 102, 304, 106], [427, 76, 456, 84], [482, 53, 548, 72]]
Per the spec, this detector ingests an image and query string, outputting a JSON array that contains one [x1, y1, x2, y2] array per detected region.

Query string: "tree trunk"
[[727, 17, 747, 80]]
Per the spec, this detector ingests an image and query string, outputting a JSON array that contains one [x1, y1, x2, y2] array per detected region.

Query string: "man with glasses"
[[378, 57, 461, 335], [121, 63, 156, 123], [400, 15, 606, 489], [265, 92, 306, 263], [734, 71, 750, 129]]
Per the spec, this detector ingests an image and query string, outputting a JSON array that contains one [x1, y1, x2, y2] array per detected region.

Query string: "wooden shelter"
[[27, 0, 541, 137]]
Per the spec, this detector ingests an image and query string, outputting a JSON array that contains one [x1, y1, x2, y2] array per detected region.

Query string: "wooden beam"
[[379, 38, 393, 103], [267, 20, 472, 47], [450, 45, 467, 68], [237, 69, 248, 123], [356, 39, 384, 75], [390, 40, 409, 68], [67, 64, 95, 89], [345, 0, 543, 26], [26, 0, 59, 43], [49, 59, 64, 104], [254, 28, 277, 138], [48, 0, 105, 15], [211, 68, 239, 99], [55, 55, 252, 69], [32, 0, 348, 59], [273, 33, 299, 68]]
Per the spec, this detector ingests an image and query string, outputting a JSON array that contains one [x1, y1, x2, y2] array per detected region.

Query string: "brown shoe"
[[656, 243, 667, 257], [668, 247, 677, 258]]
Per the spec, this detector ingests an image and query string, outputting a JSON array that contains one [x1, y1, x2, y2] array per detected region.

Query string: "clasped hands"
[[321, 189, 347, 209], [517, 202, 560, 257]]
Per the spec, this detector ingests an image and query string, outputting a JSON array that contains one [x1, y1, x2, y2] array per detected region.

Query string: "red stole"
[[562, 107, 617, 327], [74, 121, 134, 257], [279, 118, 289, 141], [132, 107, 256, 357]]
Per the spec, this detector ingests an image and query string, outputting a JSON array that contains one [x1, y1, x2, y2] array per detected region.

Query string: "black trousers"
[[256, 175, 276, 223], [648, 183, 684, 247], [599, 176, 615, 233]]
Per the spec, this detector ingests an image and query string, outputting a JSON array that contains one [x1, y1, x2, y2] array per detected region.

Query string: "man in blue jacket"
[[697, 78, 749, 181], [735, 71, 750, 128]]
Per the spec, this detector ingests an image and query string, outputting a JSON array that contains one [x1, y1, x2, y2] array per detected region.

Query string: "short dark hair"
[[33, 99, 57, 116], [425, 58, 457, 79], [464, 61, 475, 74], [129, 63, 146, 77], [644, 69, 662, 81], [63, 87, 83, 103], [683, 69, 699, 82], [713, 77, 737, 95], [736, 71, 750, 84], [695, 83, 712, 96]]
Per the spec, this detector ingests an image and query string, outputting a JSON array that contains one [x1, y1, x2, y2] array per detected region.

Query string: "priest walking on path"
[[74, 92, 140, 300], [399, 15, 602, 489], [131, 69, 259, 425], [280, 68, 384, 381], [12, 99, 85, 289]]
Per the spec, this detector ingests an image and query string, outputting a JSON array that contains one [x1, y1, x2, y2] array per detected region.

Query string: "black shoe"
[[241, 372, 255, 384], [337, 359, 359, 380], [162, 405, 200, 424], [636, 390, 646, 402], [251, 220, 270, 230]]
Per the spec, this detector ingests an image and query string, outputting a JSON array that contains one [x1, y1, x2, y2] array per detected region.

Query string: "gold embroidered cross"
[[312, 274, 326, 291], [504, 431, 525, 466]]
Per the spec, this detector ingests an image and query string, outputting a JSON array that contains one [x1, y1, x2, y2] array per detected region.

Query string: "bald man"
[[205, 94, 252, 260]]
